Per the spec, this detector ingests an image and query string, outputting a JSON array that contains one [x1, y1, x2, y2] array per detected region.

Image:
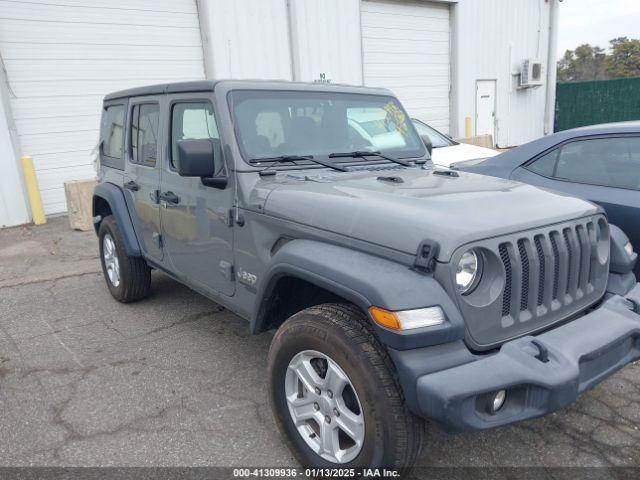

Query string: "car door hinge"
[[228, 207, 245, 227], [219, 261, 234, 281], [152, 232, 163, 249], [153, 189, 160, 204]]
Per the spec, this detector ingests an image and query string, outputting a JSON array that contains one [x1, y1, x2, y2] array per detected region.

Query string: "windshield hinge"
[[413, 240, 439, 274]]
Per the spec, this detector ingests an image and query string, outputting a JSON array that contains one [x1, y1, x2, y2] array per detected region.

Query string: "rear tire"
[[268, 303, 424, 472], [98, 215, 151, 303]]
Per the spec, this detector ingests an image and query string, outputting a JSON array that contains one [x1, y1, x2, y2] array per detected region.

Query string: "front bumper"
[[390, 284, 640, 432]]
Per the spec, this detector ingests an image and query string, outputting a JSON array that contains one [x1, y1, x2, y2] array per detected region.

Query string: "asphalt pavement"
[[0, 217, 639, 468]]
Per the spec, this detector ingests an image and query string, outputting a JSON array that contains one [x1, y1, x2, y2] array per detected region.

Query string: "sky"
[[557, 0, 640, 59]]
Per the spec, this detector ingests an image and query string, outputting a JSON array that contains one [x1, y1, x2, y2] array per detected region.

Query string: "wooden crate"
[[455, 134, 495, 149], [64, 179, 97, 231]]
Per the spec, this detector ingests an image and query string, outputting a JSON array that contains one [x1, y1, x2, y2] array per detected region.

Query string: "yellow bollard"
[[20, 155, 46, 225], [465, 116, 472, 138]]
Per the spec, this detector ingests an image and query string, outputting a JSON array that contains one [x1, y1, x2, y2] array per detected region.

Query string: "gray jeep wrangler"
[[93, 80, 640, 470]]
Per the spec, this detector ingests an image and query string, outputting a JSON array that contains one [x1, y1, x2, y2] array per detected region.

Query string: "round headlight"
[[456, 250, 481, 294]]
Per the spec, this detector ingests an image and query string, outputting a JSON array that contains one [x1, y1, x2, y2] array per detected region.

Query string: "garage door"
[[361, 0, 450, 133], [0, 0, 205, 215]]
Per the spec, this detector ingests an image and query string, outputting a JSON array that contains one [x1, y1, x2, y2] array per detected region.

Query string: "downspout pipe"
[[544, 0, 560, 135], [195, 0, 215, 79]]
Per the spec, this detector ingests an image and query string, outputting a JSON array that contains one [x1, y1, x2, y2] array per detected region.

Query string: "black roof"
[[563, 120, 640, 135], [103, 79, 393, 101], [103, 81, 219, 101]]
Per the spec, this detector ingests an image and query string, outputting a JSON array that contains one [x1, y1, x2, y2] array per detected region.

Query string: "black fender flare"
[[251, 239, 465, 350], [93, 182, 142, 257], [609, 223, 637, 274]]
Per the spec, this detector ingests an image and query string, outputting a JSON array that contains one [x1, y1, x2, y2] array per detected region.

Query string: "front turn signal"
[[369, 306, 445, 331]]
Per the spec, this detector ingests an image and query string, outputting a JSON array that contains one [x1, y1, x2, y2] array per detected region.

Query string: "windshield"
[[229, 90, 426, 166], [412, 119, 456, 148]]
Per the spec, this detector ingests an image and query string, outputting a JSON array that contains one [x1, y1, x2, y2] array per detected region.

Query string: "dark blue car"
[[453, 121, 640, 273]]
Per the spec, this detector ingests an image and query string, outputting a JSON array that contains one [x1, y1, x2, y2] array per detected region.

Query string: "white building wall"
[[198, 0, 292, 80], [288, 0, 363, 85], [0, 0, 206, 215], [0, 0, 555, 225], [451, 0, 552, 147]]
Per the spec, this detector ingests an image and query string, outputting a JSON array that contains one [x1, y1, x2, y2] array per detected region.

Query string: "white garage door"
[[361, 0, 450, 133], [0, 0, 205, 215]]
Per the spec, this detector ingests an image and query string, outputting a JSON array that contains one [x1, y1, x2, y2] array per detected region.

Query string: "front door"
[[476, 80, 496, 140], [159, 97, 235, 296], [123, 98, 163, 261]]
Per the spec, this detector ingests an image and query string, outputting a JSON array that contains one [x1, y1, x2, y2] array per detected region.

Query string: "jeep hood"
[[260, 168, 601, 261]]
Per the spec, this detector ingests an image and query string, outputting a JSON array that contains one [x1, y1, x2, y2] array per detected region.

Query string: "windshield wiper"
[[249, 155, 348, 172], [328, 151, 414, 167]]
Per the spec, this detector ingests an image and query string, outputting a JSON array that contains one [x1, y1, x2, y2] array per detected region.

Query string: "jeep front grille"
[[498, 221, 602, 324], [449, 215, 610, 350]]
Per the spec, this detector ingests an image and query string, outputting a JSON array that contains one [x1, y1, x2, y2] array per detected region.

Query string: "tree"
[[605, 37, 640, 78], [557, 50, 576, 82], [557, 44, 607, 82], [557, 38, 640, 82]]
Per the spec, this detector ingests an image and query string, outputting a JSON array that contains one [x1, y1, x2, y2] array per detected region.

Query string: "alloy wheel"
[[102, 233, 121, 287], [285, 350, 365, 464]]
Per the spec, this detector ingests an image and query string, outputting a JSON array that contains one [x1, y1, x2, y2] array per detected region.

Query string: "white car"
[[345, 110, 498, 167], [412, 118, 499, 167]]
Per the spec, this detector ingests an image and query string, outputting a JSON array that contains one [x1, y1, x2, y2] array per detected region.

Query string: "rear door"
[[159, 95, 235, 296], [123, 97, 163, 261]]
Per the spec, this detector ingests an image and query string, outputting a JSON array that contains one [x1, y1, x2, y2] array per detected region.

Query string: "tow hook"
[[531, 340, 549, 363]]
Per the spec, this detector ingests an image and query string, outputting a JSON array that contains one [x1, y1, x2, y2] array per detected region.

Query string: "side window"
[[101, 105, 125, 161], [131, 103, 160, 167], [527, 148, 558, 177], [629, 137, 640, 162], [171, 102, 219, 168], [554, 137, 640, 189], [411, 120, 453, 148]]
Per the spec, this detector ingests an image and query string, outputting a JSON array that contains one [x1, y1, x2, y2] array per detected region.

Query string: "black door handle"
[[124, 180, 140, 191], [159, 191, 180, 204]]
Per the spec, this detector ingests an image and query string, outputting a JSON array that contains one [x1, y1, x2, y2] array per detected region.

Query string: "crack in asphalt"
[[144, 309, 225, 336], [0, 270, 101, 290], [40, 362, 261, 462]]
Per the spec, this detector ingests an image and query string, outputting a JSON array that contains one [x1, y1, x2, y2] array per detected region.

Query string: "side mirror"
[[420, 135, 433, 158], [176, 138, 227, 188]]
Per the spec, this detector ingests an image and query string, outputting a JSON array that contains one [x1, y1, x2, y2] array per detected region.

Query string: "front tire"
[[268, 303, 424, 471], [98, 215, 151, 303]]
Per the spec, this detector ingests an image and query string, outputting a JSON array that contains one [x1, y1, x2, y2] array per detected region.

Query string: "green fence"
[[555, 77, 640, 132]]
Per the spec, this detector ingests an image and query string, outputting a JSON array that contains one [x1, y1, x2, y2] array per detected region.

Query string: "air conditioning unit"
[[519, 59, 544, 88]]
